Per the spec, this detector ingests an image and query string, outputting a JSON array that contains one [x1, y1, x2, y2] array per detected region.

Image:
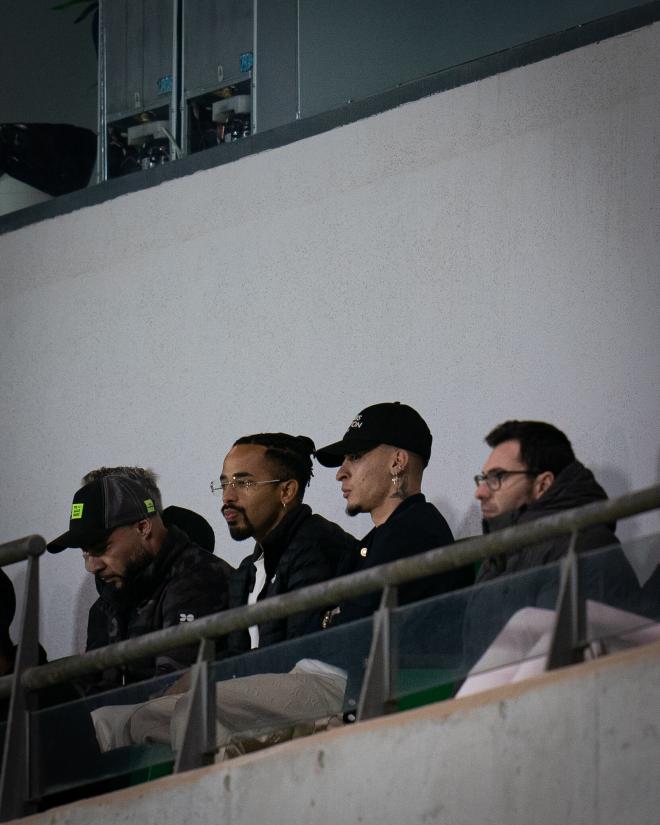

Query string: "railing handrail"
[[0, 535, 45, 568], [1, 483, 658, 697]]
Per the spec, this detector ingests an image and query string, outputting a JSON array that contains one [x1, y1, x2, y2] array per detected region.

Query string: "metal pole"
[[173, 638, 217, 773], [357, 586, 398, 721], [296, 0, 301, 119], [547, 531, 585, 670], [3, 484, 658, 698], [179, 0, 188, 153], [96, 0, 108, 182], [0, 535, 45, 569], [251, 0, 257, 134], [170, 0, 181, 159]]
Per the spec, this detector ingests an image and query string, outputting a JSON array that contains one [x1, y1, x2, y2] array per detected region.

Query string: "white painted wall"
[[1, 24, 659, 661]]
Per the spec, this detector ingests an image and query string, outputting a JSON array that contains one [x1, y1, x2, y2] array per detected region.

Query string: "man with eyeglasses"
[[473, 420, 621, 581], [92, 433, 356, 753], [213, 432, 357, 652], [464, 420, 640, 661], [99, 409, 471, 758]]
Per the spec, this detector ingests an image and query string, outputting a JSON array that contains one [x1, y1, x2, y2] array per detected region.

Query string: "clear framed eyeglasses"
[[210, 477, 283, 496]]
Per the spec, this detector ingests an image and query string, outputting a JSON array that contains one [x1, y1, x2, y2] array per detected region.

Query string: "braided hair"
[[232, 433, 315, 501]]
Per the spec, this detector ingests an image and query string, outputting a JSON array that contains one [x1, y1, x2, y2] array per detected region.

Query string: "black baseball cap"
[[315, 402, 433, 468], [47, 475, 158, 553]]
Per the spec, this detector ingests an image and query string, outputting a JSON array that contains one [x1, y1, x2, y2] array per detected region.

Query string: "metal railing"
[[0, 484, 659, 819]]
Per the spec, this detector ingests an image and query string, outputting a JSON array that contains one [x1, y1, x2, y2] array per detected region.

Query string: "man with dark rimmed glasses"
[[473, 420, 622, 581], [460, 420, 641, 685]]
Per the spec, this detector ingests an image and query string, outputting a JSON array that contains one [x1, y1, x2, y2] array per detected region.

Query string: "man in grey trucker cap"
[[48, 475, 231, 690]]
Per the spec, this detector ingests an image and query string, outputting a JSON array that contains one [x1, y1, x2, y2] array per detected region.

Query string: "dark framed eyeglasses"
[[473, 470, 537, 491], [210, 478, 283, 496]]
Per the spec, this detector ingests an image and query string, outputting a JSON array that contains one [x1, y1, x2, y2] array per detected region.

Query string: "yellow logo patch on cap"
[[71, 503, 84, 520], [144, 499, 155, 514]]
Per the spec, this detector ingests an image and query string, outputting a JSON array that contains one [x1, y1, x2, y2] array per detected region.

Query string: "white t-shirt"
[[248, 553, 267, 649], [247, 553, 347, 681]]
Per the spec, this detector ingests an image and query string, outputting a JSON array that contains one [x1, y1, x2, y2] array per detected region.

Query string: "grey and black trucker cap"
[[47, 475, 157, 553]]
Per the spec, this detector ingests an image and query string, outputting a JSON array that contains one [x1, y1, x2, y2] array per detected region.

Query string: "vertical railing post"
[[96, 0, 108, 182], [0, 537, 45, 821], [173, 638, 217, 773], [251, 0, 258, 133], [356, 586, 399, 721], [547, 531, 586, 670], [170, 0, 183, 158], [179, 0, 188, 154]]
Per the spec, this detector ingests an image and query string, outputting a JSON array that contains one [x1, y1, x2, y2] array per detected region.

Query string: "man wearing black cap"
[[79, 466, 230, 671], [81, 465, 218, 553], [315, 401, 473, 624], [90, 433, 356, 752], [160, 403, 471, 756], [48, 475, 231, 691], [91, 407, 471, 759]]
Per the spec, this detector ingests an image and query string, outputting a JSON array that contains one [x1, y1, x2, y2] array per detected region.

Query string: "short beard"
[[105, 547, 153, 594], [121, 547, 153, 584], [345, 504, 363, 517], [227, 523, 253, 541], [223, 506, 255, 541]]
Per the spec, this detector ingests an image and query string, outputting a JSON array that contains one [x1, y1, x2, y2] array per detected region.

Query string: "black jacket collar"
[[482, 461, 610, 535], [362, 493, 427, 542], [256, 503, 311, 579]]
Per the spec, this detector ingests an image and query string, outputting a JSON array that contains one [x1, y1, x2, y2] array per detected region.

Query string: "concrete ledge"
[[18, 640, 660, 825]]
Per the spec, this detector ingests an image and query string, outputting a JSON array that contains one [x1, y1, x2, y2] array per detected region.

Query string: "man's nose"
[[474, 480, 489, 501], [222, 484, 237, 504], [84, 554, 103, 574], [336, 463, 348, 481]]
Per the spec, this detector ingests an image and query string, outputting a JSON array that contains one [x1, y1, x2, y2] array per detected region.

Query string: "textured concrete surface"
[[15, 641, 660, 825], [0, 22, 659, 658]]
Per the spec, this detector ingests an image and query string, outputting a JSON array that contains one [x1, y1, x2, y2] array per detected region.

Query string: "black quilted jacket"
[[226, 503, 357, 654], [84, 524, 232, 692]]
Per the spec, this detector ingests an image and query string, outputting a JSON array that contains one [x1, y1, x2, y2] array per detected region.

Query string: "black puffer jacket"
[[226, 503, 357, 654], [477, 461, 620, 581], [464, 461, 641, 665], [84, 524, 232, 692]]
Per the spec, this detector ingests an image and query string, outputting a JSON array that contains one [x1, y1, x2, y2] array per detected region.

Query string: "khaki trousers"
[[92, 664, 346, 759]]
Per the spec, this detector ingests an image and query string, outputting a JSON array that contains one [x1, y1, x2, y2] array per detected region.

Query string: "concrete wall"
[[15, 640, 660, 825], [1, 23, 659, 660]]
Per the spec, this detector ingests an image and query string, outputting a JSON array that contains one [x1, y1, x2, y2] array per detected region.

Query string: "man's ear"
[[531, 471, 554, 501], [136, 518, 153, 539], [280, 479, 299, 507], [391, 448, 409, 475]]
